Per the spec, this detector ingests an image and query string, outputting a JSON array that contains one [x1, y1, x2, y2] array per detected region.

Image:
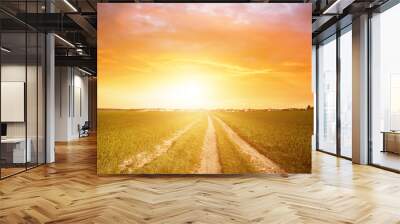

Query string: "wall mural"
[[97, 3, 312, 174]]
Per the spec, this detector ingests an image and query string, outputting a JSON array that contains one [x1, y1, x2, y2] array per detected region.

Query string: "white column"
[[46, 33, 55, 163], [45, 0, 56, 163], [352, 14, 369, 164]]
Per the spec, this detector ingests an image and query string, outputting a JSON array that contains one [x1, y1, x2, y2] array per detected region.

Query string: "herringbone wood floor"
[[1, 136, 400, 224]]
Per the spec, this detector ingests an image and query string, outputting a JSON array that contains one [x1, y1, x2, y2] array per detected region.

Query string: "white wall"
[[1, 65, 26, 138], [77, 72, 89, 138], [55, 67, 89, 141], [55, 67, 70, 141], [1, 65, 40, 138]]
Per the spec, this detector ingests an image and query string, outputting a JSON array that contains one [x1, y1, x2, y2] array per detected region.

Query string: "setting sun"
[[162, 80, 207, 109], [98, 3, 312, 110]]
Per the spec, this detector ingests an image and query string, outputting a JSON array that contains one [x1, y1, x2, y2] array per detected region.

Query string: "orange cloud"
[[98, 3, 312, 109]]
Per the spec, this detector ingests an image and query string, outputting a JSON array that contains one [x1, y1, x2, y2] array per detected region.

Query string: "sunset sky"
[[98, 3, 312, 109]]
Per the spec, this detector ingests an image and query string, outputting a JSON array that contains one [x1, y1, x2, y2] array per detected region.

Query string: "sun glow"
[[98, 4, 312, 110], [162, 80, 208, 109]]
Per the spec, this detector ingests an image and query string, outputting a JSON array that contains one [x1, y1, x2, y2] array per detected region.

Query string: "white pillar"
[[45, 0, 56, 163], [352, 14, 369, 164], [46, 32, 55, 163]]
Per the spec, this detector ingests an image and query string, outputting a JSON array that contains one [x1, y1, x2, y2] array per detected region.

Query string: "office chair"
[[79, 121, 90, 138]]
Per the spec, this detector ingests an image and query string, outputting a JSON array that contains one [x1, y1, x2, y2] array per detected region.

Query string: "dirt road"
[[196, 115, 222, 174]]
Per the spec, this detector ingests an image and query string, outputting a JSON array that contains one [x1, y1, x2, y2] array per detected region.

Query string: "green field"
[[97, 110, 203, 174], [97, 109, 313, 174], [213, 110, 313, 173], [135, 114, 208, 174], [213, 117, 259, 174]]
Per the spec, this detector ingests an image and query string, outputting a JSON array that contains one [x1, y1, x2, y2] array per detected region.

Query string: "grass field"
[[97, 109, 313, 174], [213, 117, 259, 173], [214, 110, 313, 173], [97, 110, 203, 174], [135, 114, 208, 174]]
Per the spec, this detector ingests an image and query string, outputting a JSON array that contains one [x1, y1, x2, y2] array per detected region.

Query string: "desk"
[[1, 138, 31, 163], [382, 131, 400, 154]]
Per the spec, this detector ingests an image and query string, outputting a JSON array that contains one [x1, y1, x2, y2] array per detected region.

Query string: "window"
[[371, 3, 400, 171], [317, 35, 337, 154], [339, 27, 352, 158], [0, 1, 46, 179]]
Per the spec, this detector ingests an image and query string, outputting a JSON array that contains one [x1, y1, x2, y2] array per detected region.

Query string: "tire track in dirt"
[[214, 116, 286, 174], [120, 121, 197, 172], [196, 115, 222, 174]]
